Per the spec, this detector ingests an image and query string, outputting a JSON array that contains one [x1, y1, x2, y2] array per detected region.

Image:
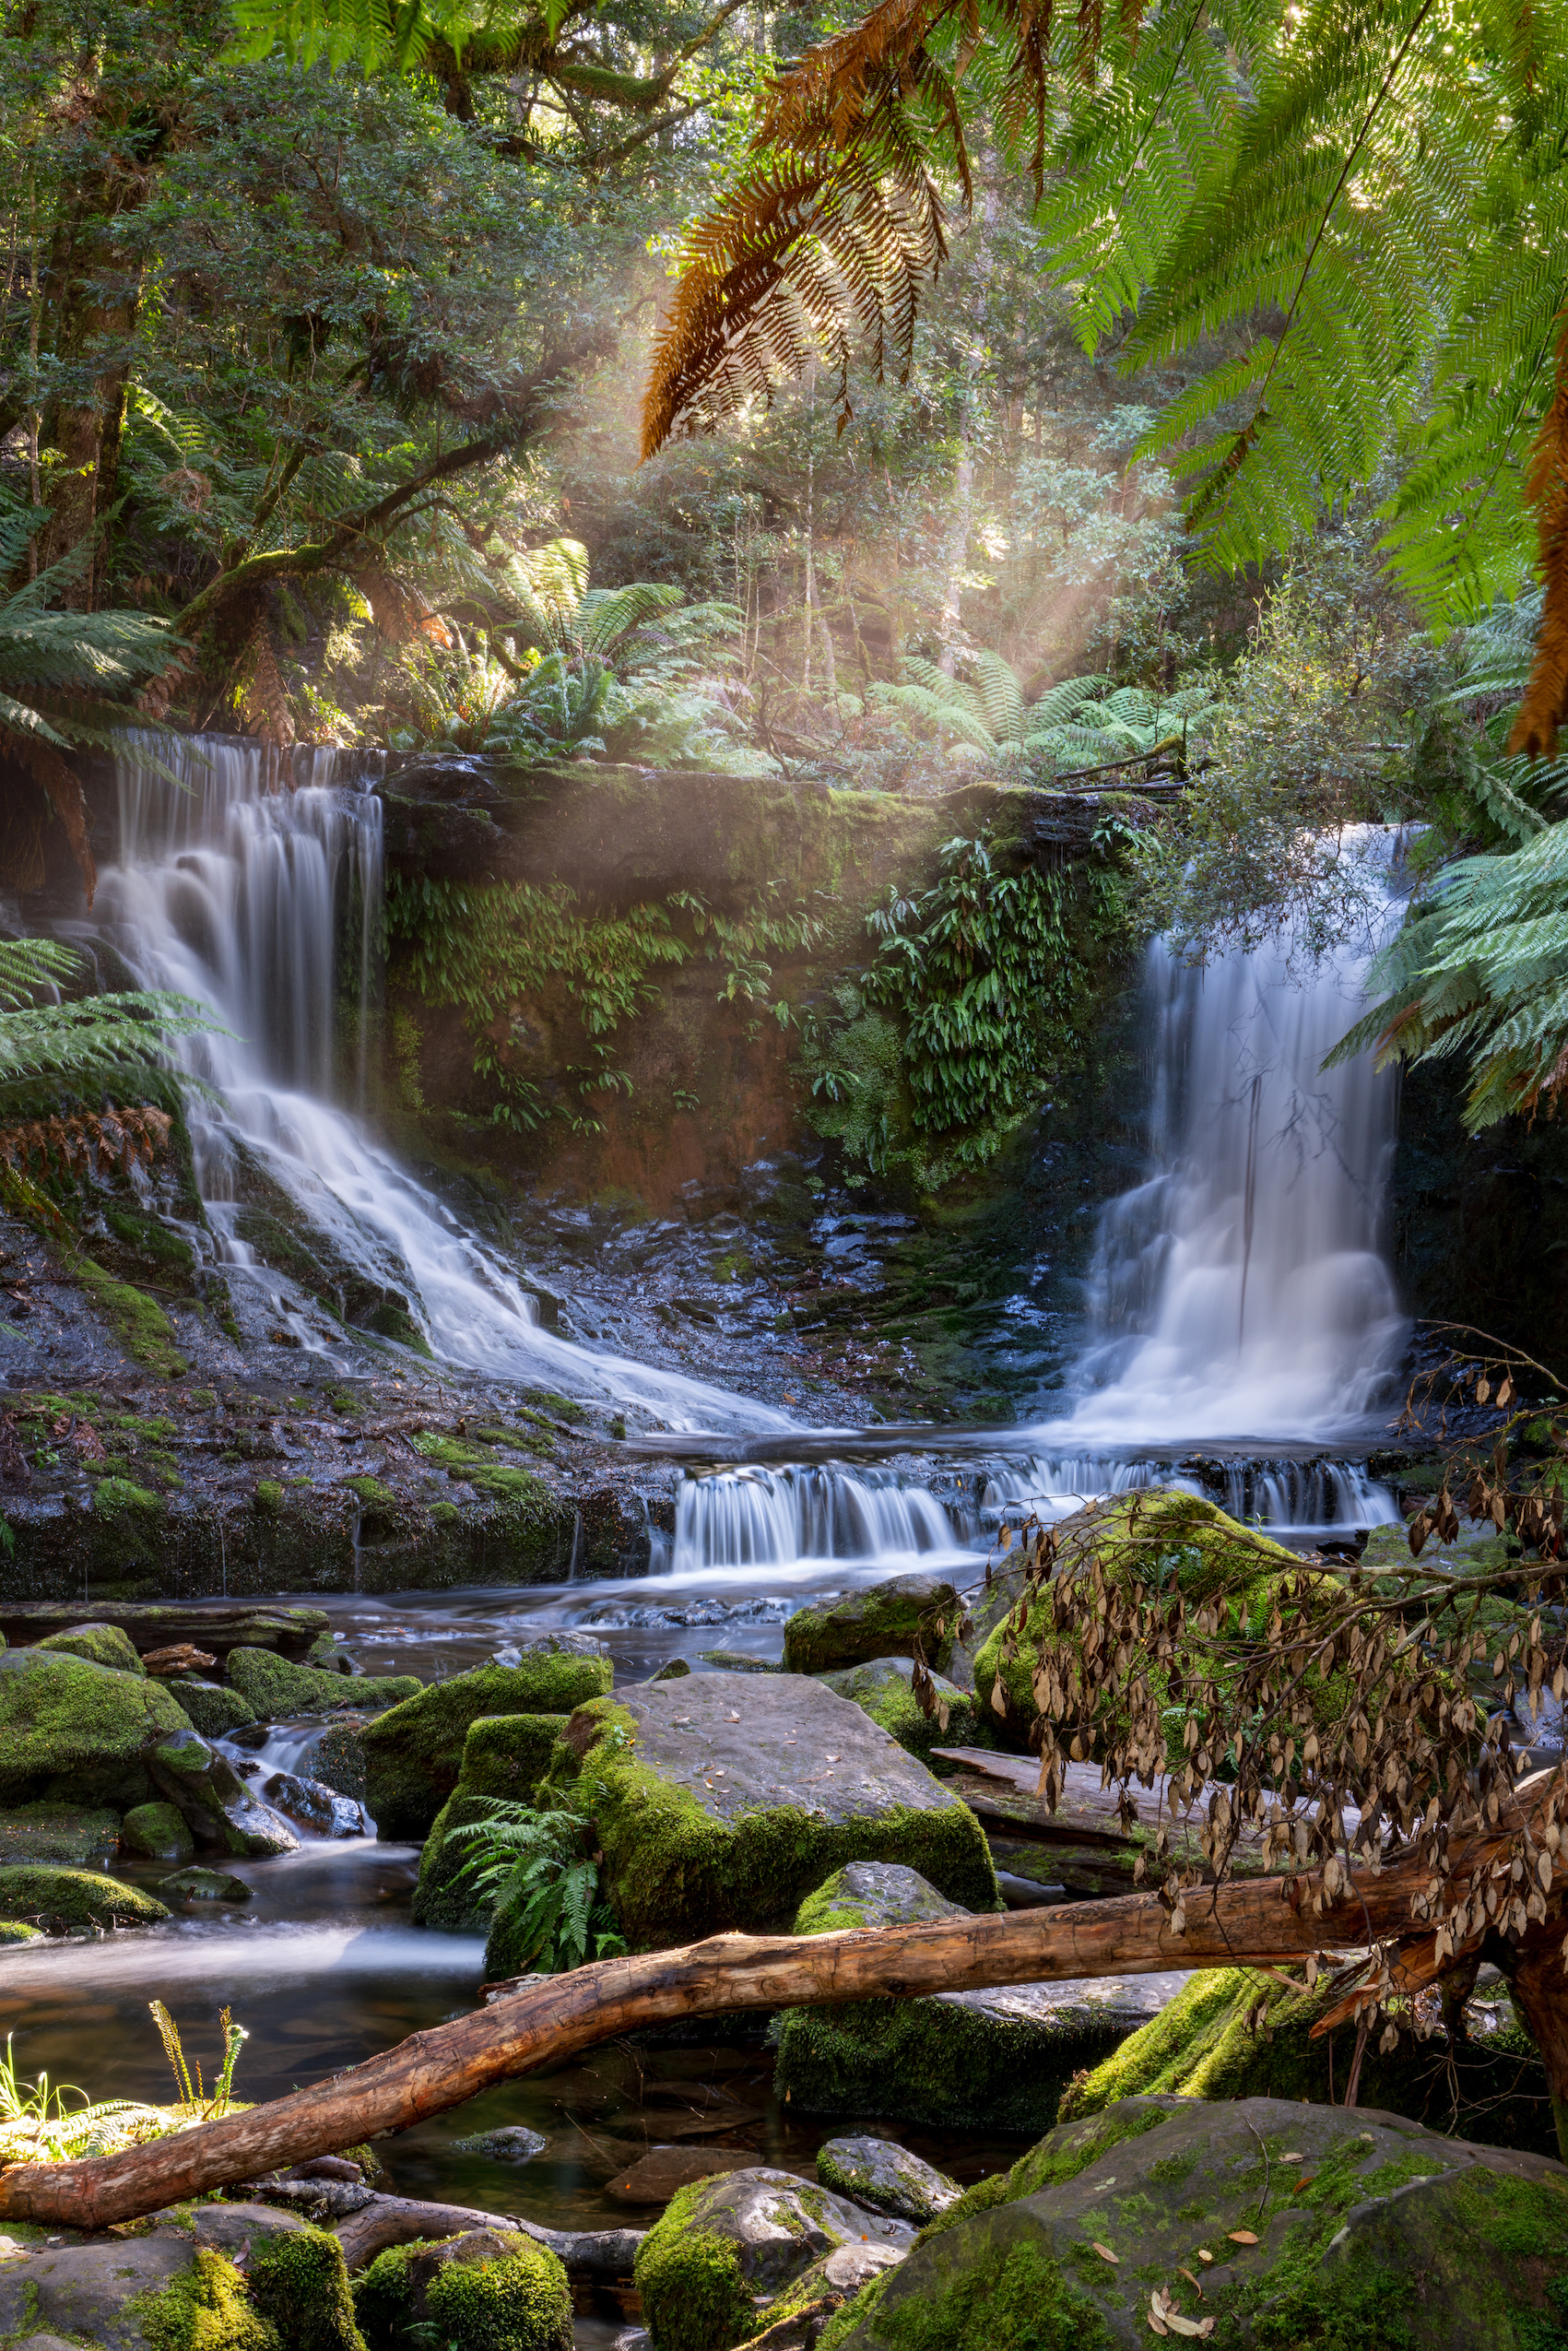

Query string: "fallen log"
[[0, 1783, 1561, 2228], [331, 2193, 643, 2279]]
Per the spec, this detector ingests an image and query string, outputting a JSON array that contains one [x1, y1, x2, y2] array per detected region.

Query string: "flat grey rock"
[[817, 2137, 961, 2224], [0, 2230, 195, 2349]]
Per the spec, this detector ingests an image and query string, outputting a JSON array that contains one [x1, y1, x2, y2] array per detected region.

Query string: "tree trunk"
[[0, 1797, 1559, 2231]]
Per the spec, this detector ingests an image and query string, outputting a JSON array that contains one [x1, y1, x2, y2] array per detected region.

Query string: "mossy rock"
[[77, 1255, 187, 1377], [121, 1801, 196, 1863], [1060, 1964, 1562, 2159], [353, 2226, 572, 2350], [568, 1674, 996, 1950], [0, 1861, 170, 1934], [159, 1864, 253, 1901], [820, 2094, 1568, 2351], [971, 1490, 1409, 1762], [0, 1800, 123, 1865], [245, 2220, 369, 2351], [172, 1679, 261, 1738], [362, 1648, 613, 1839], [36, 1621, 146, 1675], [226, 1647, 421, 1722], [413, 1791, 529, 1930], [412, 1715, 572, 1928], [775, 1862, 1166, 2134], [146, 1729, 299, 1858], [634, 2168, 913, 2351], [816, 2138, 961, 2226], [309, 1721, 369, 1803], [0, 1648, 194, 1810], [783, 1574, 960, 1677], [818, 1657, 994, 1769]]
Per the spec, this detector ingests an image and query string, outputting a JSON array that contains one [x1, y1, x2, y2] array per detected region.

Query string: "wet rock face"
[[634, 2167, 913, 2351], [145, 1726, 300, 1858], [782, 1575, 960, 1677], [565, 1672, 997, 1949], [826, 2095, 1568, 2351]]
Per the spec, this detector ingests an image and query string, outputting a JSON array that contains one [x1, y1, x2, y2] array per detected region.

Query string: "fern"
[[870, 654, 1211, 769], [0, 939, 218, 1125], [447, 1801, 626, 1972]]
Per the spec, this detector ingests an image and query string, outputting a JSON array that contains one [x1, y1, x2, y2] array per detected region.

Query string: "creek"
[[1, 743, 1435, 2333]]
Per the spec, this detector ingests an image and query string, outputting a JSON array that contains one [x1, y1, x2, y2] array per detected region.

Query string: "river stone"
[[0, 2231, 204, 2350], [773, 1861, 1181, 2133], [563, 1673, 996, 1951], [120, 1800, 196, 1862], [815, 2137, 961, 2225], [159, 1864, 253, 1901], [146, 1726, 300, 1857], [782, 1575, 959, 1677], [633, 2168, 913, 2351], [355, 2224, 573, 2351], [262, 1766, 370, 1837], [0, 1862, 170, 1933], [226, 1645, 422, 1721], [0, 1648, 194, 1809], [0, 1800, 123, 1865], [1060, 1961, 1562, 2157], [362, 1648, 613, 1839], [35, 1621, 146, 1675], [818, 1657, 992, 1769], [825, 2094, 1568, 2350], [453, 2123, 549, 2161], [171, 1677, 260, 1738]]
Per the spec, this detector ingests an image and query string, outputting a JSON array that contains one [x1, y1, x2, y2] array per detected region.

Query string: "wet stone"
[[261, 1766, 369, 1837], [452, 2125, 549, 2161], [782, 1574, 960, 1677], [815, 2137, 961, 2225], [159, 1865, 252, 1901]]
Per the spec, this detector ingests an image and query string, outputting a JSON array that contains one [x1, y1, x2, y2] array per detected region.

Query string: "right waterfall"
[[1063, 831, 1409, 1442]]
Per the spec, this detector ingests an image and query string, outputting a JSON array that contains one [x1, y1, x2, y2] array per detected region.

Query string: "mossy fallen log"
[[0, 1774, 1562, 2228]]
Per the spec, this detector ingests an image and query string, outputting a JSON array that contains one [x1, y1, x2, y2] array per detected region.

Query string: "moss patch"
[[245, 2219, 368, 2351], [819, 1658, 994, 1769], [121, 1801, 196, 1862], [128, 2243, 275, 2351], [76, 1255, 187, 1376], [362, 1657, 612, 1839], [0, 1800, 124, 1865], [0, 1861, 170, 1932], [0, 1649, 194, 1809], [36, 1621, 145, 1674], [633, 2182, 773, 2351], [819, 2236, 1109, 2351], [226, 1646, 420, 1722], [354, 2227, 572, 2351]]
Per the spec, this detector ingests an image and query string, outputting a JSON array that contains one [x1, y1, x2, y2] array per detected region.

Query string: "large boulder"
[[172, 1678, 261, 1738], [817, 1657, 993, 1770], [0, 1862, 169, 1934], [820, 2095, 1568, 2350], [362, 1643, 612, 1839], [1060, 1961, 1561, 2159], [773, 1861, 1178, 2133], [226, 1648, 422, 1722], [36, 1622, 146, 1675], [783, 1574, 959, 1677], [146, 1728, 300, 1858], [563, 1674, 996, 1950], [413, 1714, 572, 1929], [634, 2168, 913, 2351], [0, 1648, 193, 1810], [353, 2226, 572, 2351], [0, 2204, 363, 2350]]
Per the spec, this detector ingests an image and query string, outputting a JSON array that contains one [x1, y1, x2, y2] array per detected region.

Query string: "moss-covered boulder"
[[226, 1647, 422, 1721], [1060, 1963, 1561, 2159], [120, 1800, 196, 1862], [566, 1673, 996, 1950], [972, 1490, 1376, 1757], [159, 1864, 253, 1901], [0, 1919, 41, 1943], [0, 1648, 193, 1810], [634, 2167, 913, 2351], [354, 2226, 572, 2351], [146, 1727, 300, 1857], [242, 2218, 368, 2351], [173, 1678, 261, 1738], [413, 1714, 572, 1929], [819, 2094, 1568, 2351], [0, 1862, 170, 1933], [783, 1574, 959, 1677], [36, 1621, 146, 1675], [0, 1800, 122, 1865], [816, 2138, 961, 2225], [362, 1646, 612, 1839], [818, 1657, 993, 1769], [773, 1861, 1170, 2133]]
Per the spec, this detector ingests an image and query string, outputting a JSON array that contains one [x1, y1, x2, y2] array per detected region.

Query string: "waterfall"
[[88, 738, 791, 1430], [1053, 844, 1408, 1444], [672, 1465, 961, 1573]]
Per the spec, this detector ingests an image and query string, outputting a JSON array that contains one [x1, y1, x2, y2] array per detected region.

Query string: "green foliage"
[[0, 500, 177, 767], [869, 656, 1214, 775], [448, 1798, 625, 1971], [0, 938, 218, 1124]]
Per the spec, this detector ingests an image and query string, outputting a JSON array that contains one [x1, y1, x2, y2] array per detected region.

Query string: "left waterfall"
[[84, 736, 790, 1431]]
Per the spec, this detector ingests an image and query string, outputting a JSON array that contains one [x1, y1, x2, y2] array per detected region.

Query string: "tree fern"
[[0, 939, 218, 1124]]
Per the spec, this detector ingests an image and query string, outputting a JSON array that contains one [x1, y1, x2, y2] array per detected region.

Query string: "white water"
[[90, 738, 792, 1431]]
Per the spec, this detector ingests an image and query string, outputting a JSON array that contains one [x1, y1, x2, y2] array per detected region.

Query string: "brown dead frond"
[[1509, 308, 1568, 759], [0, 1105, 172, 1183]]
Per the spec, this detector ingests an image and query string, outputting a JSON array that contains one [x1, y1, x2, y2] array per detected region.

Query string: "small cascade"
[[89, 736, 791, 1430], [672, 1464, 961, 1573], [970, 1453, 1399, 1543]]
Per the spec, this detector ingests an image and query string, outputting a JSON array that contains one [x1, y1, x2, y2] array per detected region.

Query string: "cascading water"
[[88, 738, 791, 1431]]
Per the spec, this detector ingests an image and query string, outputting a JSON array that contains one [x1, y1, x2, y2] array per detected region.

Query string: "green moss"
[[784, 1584, 955, 1677], [819, 2237, 1108, 2351], [226, 1647, 421, 1721], [0, 1648, 194, 1809], [521, 1388, 586, 1424], [633, 2182, 758, 2351], [121, 1801, 196, 1862], [819, 1659, 993, 1768], [0, 1919, 41, 1944], [174, 1682, 261, 1739], [128, 2243, 276, 2351], [36, 1621, 145, 1674], [92, 1473, 163, 1517], [343, 1474, 400, 1510], [245, 2220, 368, 2351], [76, 1256, 188, 1376], [572, 1699, 995, 1950], [362, 1659, 613, 1839], [0, 1801, 123, 1865], [0, 1861, 170, 1932], [354, 2230, 572, 2351], [253, 1480, 284, 1515], [410, 1432, 552, 1507]]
